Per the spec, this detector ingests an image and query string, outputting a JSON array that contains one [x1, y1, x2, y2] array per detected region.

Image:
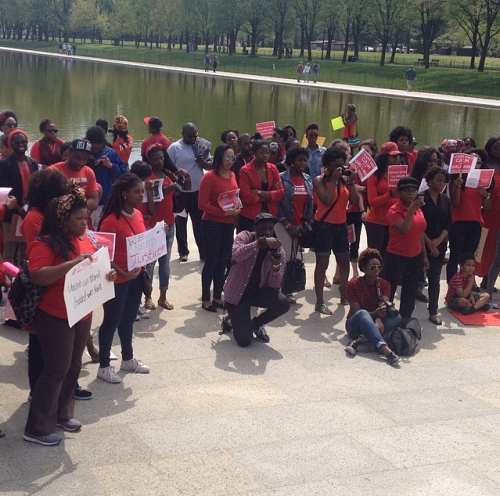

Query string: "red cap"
[[380, 142, 401, 156]]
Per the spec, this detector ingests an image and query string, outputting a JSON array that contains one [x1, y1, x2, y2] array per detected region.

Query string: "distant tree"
[[477, 0, 500, 71], [241, 0, 266, 56], [293, 0, 322, 61]]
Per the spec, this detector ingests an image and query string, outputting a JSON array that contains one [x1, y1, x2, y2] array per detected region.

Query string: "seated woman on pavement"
[[223, 213, 290, 347], [344, 248, 403, 366]]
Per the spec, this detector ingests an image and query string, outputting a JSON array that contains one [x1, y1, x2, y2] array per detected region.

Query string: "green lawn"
[[2, 39, 499, 99]]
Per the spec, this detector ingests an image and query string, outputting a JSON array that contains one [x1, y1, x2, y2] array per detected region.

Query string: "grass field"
[[2, 39, 500, 99]]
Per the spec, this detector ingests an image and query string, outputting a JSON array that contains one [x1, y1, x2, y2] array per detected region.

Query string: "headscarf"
[[55, 184, 87, 230]]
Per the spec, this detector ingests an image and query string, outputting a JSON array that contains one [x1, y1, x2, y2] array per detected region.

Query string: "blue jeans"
[[146, 224, 175, 291], [346, 309, 402, 349], [201, 220, 234, 301], [98, 277, 142, 368]]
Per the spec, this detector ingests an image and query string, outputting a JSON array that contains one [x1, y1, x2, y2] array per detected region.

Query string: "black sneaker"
[[345, 341, 358, 356], [254, 325, 270, 343], [387, 352, 401, 366], [480, 304, 491, 311], [461, 307, 476, 315], [220, 316, 233, 335], [74, 386, 93, 400]]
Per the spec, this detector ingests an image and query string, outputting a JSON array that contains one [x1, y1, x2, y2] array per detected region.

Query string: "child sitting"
[[445, 253, 490, 315]]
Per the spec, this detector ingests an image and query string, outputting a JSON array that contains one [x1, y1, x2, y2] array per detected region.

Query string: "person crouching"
[[224, 213, 290, 346]]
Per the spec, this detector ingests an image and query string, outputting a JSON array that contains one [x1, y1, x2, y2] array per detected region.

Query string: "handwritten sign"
[[465, 168, 494, 189], [126, 221, 166, 271], [87, 231, 116, 261], [301, 135, 326, 147], [64, 247, 115, 328], [349, 149, 378, 182], [347, 224, 356, 244], [449, 153, 477, 174], [255, 121, 275, 139], [388, 165, 408, 188], [218, 189, 242, 211], [0, 187, 12, 205], [331, 116, 345, 131]]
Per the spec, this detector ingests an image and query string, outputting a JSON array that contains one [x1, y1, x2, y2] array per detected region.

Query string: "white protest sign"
[[126, 221, 166, 271], [0, 187, 12, 205], [465, 168, 494, 189], [64, 247, 115, 328]]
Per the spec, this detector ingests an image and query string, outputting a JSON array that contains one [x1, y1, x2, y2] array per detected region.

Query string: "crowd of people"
[[0, 107, 499, 445]]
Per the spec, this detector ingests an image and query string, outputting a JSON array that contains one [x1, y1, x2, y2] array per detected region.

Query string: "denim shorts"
[[314, 221, 349, 256]]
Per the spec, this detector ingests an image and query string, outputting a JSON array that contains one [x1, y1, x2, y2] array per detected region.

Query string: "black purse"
[[282, 246, 306, 294]]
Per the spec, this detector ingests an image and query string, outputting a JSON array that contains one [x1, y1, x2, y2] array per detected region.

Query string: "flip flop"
[[324, 277, 332, 288], [158, 299, 174, 310], [315, 303, 332, 315]]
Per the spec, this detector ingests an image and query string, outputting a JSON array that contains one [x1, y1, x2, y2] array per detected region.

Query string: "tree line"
[[1, 0, 499, 71]]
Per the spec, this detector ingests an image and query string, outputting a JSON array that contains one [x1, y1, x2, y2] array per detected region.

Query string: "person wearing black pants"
[[384, 177, 429, 319], [175, 191, 205, 261]]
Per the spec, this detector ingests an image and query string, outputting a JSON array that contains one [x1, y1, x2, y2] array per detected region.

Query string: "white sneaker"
[[137, 307, 149, 319], [97, 366, 122, 383], [120, 358, 150, 374]]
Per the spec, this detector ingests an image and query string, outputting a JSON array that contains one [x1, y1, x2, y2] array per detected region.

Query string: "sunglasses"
[[5, 122, 17, 128], [224, 156, 236, 162], [46, 129, 58, 133], [369, 264, 383, 271]]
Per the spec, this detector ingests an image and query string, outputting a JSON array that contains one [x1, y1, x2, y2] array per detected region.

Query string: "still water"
[[1, 51, 499, 159]]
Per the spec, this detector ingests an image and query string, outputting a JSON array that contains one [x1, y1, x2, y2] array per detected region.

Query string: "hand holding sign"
[[449, 153, 477, 174], [331, 116, 345, 131], [349, 149, 378, 182]]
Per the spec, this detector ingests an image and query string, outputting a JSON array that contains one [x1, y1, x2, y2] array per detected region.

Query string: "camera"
[[270, 248, 281, 260], [341, 166, 352, 177], [384, 301, 400, 318]]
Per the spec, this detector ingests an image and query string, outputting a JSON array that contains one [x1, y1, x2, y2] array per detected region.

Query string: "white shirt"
[[167, 139, 209, 192]]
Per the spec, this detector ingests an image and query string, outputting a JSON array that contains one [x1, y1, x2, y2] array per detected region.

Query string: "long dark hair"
[[27, 170, 70, 211], [212, 144, 232, 175], [412, 146, 441, 182], [98, 173, 142, 229], [374, 153, 390, 179], [38, 186, 87, 260]]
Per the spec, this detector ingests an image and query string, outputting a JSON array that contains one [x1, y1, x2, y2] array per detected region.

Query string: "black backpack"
[[384, 318, 422, 356]]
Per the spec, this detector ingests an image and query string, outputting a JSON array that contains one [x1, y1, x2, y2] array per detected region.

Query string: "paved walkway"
[[2, 225, 500, 495], [1, 46, 500, 109]]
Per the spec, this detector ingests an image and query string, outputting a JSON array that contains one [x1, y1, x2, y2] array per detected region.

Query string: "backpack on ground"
[[383, 317, 422, 356]]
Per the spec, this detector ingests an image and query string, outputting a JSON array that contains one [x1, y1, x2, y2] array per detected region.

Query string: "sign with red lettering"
[[126, 221, 167, 270], [347, 223, 356, 244], [88, 231, 116, 261], [255, 121, 276, 139], [387, 165, 408, 188], [349, 149, 378, 182], [218, 189, 242, 211], [449, 153, 477, 174], [465, 168, 494, 189]]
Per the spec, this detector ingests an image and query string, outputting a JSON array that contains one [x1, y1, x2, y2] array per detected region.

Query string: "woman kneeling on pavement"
[[24, 186, 117, 446], [224, 213, 290, 347], [344, 248, 402, 366]]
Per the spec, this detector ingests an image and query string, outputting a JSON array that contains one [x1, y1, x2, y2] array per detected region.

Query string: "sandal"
[[428, 316, 442, 325], [158, 299, 174, 310], [144, 298, 156, 310], [315, 303, 332, 315], [324, 277, 332, 288]]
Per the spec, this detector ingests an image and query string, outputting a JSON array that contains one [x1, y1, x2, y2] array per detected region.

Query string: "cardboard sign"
[[347, 223, 356, 244], [0, 187, 12, 205], [387, 165, 408, 189], [87, 231, 116, 261], [255, 121, 275, 139], [218, 189, 242, 211], [465, 168, 494, 189], [331, 116, 345, 131], [349, 149, 378, 182], [64, 247, 115, 328], [126, 221, 166, 271], [143, 179, 164, 203], [449, 153, 477, 174], [301, 135, 326, 147]]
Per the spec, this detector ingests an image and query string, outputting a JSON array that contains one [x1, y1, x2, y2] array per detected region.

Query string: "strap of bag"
[[317, 181, 341, 223]]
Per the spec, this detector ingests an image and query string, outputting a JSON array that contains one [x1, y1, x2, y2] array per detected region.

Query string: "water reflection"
[[1, 51, 499, 164]]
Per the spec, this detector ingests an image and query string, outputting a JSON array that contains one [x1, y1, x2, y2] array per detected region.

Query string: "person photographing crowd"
[[223, 213, 290, 347]]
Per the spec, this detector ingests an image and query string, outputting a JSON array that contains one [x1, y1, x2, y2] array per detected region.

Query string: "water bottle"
[[0, 292, 6, 325]]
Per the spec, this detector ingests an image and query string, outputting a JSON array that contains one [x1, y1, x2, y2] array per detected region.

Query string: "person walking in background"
[[204, 54, 211, 72], [296, 61, 304, 82], [404, 65, 417, 92], [312, 62, 320, 83], [303, 63, 311, 83], [212, 54, 219, 72]]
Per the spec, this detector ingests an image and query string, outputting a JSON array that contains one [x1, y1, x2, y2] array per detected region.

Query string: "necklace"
[[121, 209, 135, 217]]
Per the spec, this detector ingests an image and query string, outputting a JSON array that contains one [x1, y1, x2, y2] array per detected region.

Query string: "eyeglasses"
[[224, 156, 236, 162], [369, 264, 383, 271], [46, 129, 58, 133], [5, 122, 17, 128]]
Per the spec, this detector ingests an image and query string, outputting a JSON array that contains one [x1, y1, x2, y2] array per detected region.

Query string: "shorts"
[[313, 221, 349, 256], [447, 293, 479, 310]]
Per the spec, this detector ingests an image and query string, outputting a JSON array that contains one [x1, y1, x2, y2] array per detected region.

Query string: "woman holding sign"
[[446, 148, 492, 283], [198, 144, 240, 312], [23, 186, 117, 446], [97, 173, 150, 384]]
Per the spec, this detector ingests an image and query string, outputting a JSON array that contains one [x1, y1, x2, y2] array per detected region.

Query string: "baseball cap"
[[143, 116, 163, 129], [380, 142, 401, 156], [68, 139, 92, 153], [254, 213, 279, 226], [397, 176, 419, 190]]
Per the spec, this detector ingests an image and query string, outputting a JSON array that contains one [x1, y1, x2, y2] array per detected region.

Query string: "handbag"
[[298, 182, 341, 248], [282, 247, 306, 294]]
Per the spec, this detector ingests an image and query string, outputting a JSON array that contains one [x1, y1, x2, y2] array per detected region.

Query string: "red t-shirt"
[[365, 174, 398, 225], [112, 135, 133, 164], [387, 201, 427, 257], [199, 170, 239, 224], [445, 272, 469, 302], [19, 161, 31, 203], [28, 236, 95, 320], [20, 208, 44, 247], [345, 276, 391, 319], [99, 210, 146, 283], [48, 162, 98, 195], [149, 172, 175, 226], [140, 134, 171, 158], [290, 174, 308, 226], [452, 186, 484, 224]]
